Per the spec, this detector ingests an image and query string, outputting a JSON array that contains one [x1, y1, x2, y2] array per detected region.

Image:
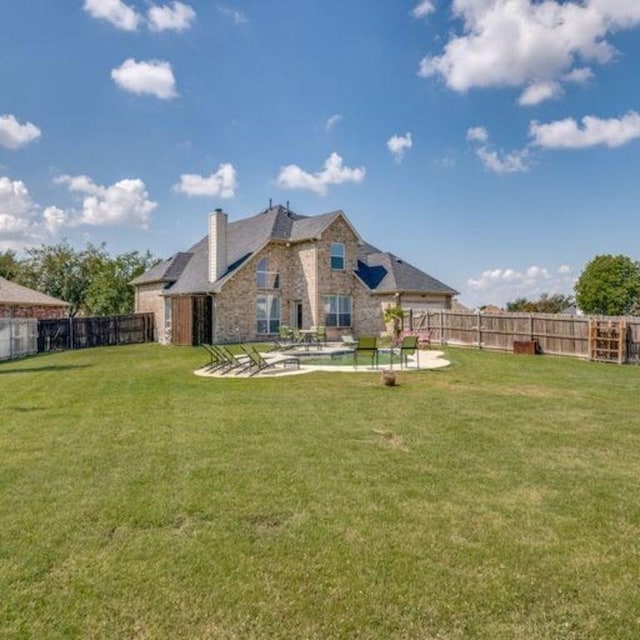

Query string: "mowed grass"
[[1, 344, 639, 639]]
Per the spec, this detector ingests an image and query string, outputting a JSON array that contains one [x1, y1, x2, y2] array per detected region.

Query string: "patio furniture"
[[241, 345, 300, 376], [342, 335, 356, 348], [299, 328, 319, 351], [201, 344, 226, 372], [398, 335, 419, 369], [354, 336, 378, 369], [311, 325, 327, 344], [211, 344, 251, 375]]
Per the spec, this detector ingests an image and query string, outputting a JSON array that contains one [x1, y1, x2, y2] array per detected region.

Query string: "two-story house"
[[132, 204, 458, 345]]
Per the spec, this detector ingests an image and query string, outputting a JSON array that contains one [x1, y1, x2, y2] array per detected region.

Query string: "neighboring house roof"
[[451, 298, 471, 313], [0, 277, 70, 307], [132, 204, 458, 297]]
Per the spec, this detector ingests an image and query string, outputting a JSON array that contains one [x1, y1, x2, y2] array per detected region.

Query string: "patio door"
[[292, 301, 303, 329]]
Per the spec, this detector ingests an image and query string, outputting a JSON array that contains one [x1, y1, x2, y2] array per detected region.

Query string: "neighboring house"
[[450, 298, 471, 313], [0, 277, 70, 319], [132, 204, 458, 345]]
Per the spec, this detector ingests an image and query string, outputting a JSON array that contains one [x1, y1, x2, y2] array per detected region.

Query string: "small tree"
[[574, 254, 640, 316], [383, 305, 404, 340]]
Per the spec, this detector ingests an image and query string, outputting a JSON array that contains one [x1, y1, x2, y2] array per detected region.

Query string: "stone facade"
[[134, 282, 169, 343], [212, 218, 362, 342], [135, 211, 455, 344]]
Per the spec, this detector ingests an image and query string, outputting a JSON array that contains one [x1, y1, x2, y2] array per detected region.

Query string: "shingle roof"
[[0, 277, 70, 306], [357, 247, 459, 296], [133, 204, 457, 297]]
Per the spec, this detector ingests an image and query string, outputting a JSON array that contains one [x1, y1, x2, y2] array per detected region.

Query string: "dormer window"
[[256, 257, 280, 289], [330, 243, 345, 270]]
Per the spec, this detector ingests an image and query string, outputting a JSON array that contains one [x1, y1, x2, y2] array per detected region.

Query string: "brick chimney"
[[208, 208, 228, 283]]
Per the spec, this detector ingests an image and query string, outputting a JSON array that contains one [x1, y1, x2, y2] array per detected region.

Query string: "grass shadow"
[[0, 364, 92, 375]]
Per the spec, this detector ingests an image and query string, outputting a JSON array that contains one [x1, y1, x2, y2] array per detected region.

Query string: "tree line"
[[0, 241, 158, 316], [1, 244, 639, 318], [504, 255, 640, 316]]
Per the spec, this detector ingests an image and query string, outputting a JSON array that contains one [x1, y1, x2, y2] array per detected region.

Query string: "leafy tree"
[[16, 241, 158, 316], [506, 293, 574, 314], [0, 249, 20, 280], [18, 241, 107, 315], [574, 254, 640, 316], [85, 250, 158, 315]]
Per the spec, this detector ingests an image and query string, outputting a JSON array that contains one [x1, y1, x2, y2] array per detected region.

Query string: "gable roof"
[[132, 204, 457, 297], [0, 277, 70, 307], [356, 243, 459, 296]]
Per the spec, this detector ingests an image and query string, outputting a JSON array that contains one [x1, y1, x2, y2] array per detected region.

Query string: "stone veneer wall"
[[213, 216, 366, 342], [0, 305, 67, 319], [134, 214, 454, 344], [134, 282, 167, 342]]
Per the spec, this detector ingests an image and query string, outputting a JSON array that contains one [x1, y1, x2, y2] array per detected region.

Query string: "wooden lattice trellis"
[[588, 319, 626, 364]]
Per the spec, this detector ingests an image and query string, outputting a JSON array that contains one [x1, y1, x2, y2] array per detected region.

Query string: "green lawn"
[[1, 344, 639, 639]]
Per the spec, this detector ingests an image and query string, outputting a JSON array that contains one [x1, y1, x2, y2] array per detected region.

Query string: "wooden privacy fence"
[[411, 310, 640, 364], [38, 313, 154, 352]]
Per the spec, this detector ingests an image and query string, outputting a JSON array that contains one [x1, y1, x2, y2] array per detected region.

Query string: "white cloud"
[[148, 2, 196, 32], [465, 263, 575, 308], [83, 0, 140, 31], [325, 114, 343, 132], [467, 126, 529, 173], [111, 58, 178, 99], [174, 164, 237, 198], [43, 207, 68, 235], [277, 153, 365, 196], [55, 174, 157, 228], [418, 0, 640, 100], [466, 126, 488, 143], [217, 4, 248, 24], [530, 111, 640, 149], [476, 147, 530, 174], [518, 81, 563, 106], [563, 67, 593, 84], [0, 177, 50, 247], [412, 1, 435, 19], [0, 114, 41, 150], [387, 132, 413, 162]]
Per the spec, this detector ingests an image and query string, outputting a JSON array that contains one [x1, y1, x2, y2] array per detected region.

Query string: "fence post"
[[9, 317, 13, 360], [529, 314, 534, 341], [477, 311, 482, 349], [69, 316, 74, 349]]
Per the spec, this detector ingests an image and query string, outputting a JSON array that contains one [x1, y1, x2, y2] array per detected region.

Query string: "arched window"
[[256, 257, 280, 289]]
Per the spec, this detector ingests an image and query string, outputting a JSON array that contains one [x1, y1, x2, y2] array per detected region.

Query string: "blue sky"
[[2, 1, 640, 308]]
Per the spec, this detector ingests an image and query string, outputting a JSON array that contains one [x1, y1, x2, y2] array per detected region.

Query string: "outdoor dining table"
[[299, 329, 319, 351]]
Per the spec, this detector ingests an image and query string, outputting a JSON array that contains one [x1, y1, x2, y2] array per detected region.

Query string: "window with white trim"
[[323, 295, 352, 327], [257, 295, 280, 334], [330, 243, 345, 270]]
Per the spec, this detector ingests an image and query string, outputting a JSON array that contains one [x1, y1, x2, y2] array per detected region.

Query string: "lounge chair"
[[342, 335, 356, 348], [211, 344, 251, 375], [241, 345, 300, 377], [201, 344, 227, 372], [354, 336, 378, 369], [398, 335, 419, 369]]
